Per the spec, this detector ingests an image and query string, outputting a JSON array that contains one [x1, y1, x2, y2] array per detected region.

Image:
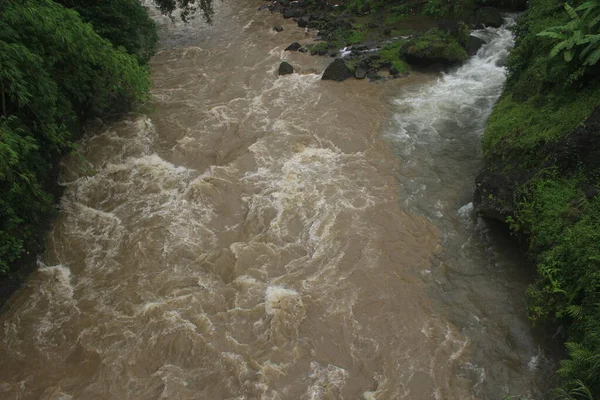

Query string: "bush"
[[0, 0, 151, 274]]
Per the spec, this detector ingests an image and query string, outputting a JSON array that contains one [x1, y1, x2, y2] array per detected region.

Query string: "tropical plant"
[[537, 1, 600, 66]]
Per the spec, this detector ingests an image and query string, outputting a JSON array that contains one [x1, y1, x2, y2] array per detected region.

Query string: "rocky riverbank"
[[260, 0, 525, 81]]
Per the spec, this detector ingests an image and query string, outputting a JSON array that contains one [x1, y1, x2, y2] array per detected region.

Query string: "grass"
[[379, 40, 411, 72], [482, 88, 600, 154]]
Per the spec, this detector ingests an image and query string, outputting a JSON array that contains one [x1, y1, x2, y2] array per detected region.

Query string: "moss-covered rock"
[[401, 29, 468, 67], [309, 41, 330, 55]]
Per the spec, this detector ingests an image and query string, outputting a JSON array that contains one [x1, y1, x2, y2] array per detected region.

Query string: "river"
[[0, 1, 553, 399]]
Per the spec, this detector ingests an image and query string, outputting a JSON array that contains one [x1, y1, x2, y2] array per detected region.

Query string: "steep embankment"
[[474, 0, 600, 395]]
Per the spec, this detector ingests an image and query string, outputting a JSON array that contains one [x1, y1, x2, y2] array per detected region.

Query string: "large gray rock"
[[354, 67, 367, 79], [474, 7, 504, 28], [297, 16, 310, 28], [278, 61, 294, 76], [467, 35, 486, 56], [322, 59, 352, 82]]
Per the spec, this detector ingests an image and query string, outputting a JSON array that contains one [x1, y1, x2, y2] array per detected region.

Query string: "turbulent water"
[[0, 2, 553, 399]]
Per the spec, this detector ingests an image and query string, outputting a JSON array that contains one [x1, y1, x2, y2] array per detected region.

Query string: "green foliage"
[[422, 0, 449, 16], [0, 0, 151, 275], [309, 41, 330, 55], [57, 0, 158, 65], [537, 1, 600, 66], [482, 88, 600, 153], [482, 0, 600, 396], [379, 40, 411, 72]]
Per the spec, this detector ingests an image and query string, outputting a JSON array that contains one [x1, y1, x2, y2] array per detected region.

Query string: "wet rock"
[[389, 66, 399, 75], [474, 7, 504, 28], [322, 59, 352, 82], [354, 67, 367, 79], [278, 61, 294, 76], [285, 42, 302, 51], [297, 16, 310, 28], [273, 25, 284, 32], [283, 8, 299, 19], [467, 35, 486, 56], [298, 46, 309, 53]]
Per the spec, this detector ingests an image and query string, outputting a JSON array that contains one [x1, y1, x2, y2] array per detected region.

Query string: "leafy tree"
[[0, 0, 150, 274], [57, 0, 158, 65]]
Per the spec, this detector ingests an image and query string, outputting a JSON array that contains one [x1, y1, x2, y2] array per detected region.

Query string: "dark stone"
[[389, 66, 399, 75], [322, 59, 352, 82], [297, 16, 310, 28], [330, 52, 337, 57], [474, 7, 504, 28], [273, 25, 284, 33], [283, 8, 299, 19], [278, 61, 294, 76], [383, 29, 391, 36], [298, 47, 308, 53], [285, 42, 302, 51], [438, 19, 460, 35], [467, 35, 486, 56], [367, 72, 384, 82], [369, 54, 381, 60], [355, 67, 367, 79]]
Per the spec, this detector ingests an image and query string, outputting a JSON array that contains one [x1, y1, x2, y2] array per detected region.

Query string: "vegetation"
[[0, 0, 152, 275], [402, 29, 469, 65], [479, 0, 600, 396], [379, 40, 411, 72], [57, 0, 158, 64]]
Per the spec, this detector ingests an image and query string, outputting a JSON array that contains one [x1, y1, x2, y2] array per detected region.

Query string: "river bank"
[[473, 0, 600, 395]]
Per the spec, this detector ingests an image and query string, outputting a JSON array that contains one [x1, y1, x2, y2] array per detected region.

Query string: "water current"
[[0, 2, 553, 399]]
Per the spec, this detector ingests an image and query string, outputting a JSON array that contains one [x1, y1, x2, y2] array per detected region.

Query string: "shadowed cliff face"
[[0, 2, 552, 399]]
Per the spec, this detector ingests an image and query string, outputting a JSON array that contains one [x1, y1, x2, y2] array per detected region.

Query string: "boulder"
[[389, 66, 399, 75], [285, 42, 302, 51], [322, 59, 352, 82], [273, 25, 284, 33], [278, 61, 294, 76], [401, 29, 468, 67], [467, 35, 486, 56], [283, 8, 299, 19], [474, 7, 504, 28], [355, 67, 367, 79], [297, 16, 310, 28], [298, 47, 309, 53]]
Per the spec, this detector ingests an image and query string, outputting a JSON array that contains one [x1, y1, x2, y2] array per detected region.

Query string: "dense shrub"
[[0, 0, 150, 274]]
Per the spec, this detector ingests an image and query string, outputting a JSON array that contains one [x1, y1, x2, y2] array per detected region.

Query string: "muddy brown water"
[[0, 2, 553, 399]]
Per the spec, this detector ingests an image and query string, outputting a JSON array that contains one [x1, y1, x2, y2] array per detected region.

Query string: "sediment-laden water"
[[0, 2, 552, 399]]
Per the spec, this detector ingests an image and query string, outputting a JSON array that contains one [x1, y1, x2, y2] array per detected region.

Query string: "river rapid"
[[0, 1, 553, 399]]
